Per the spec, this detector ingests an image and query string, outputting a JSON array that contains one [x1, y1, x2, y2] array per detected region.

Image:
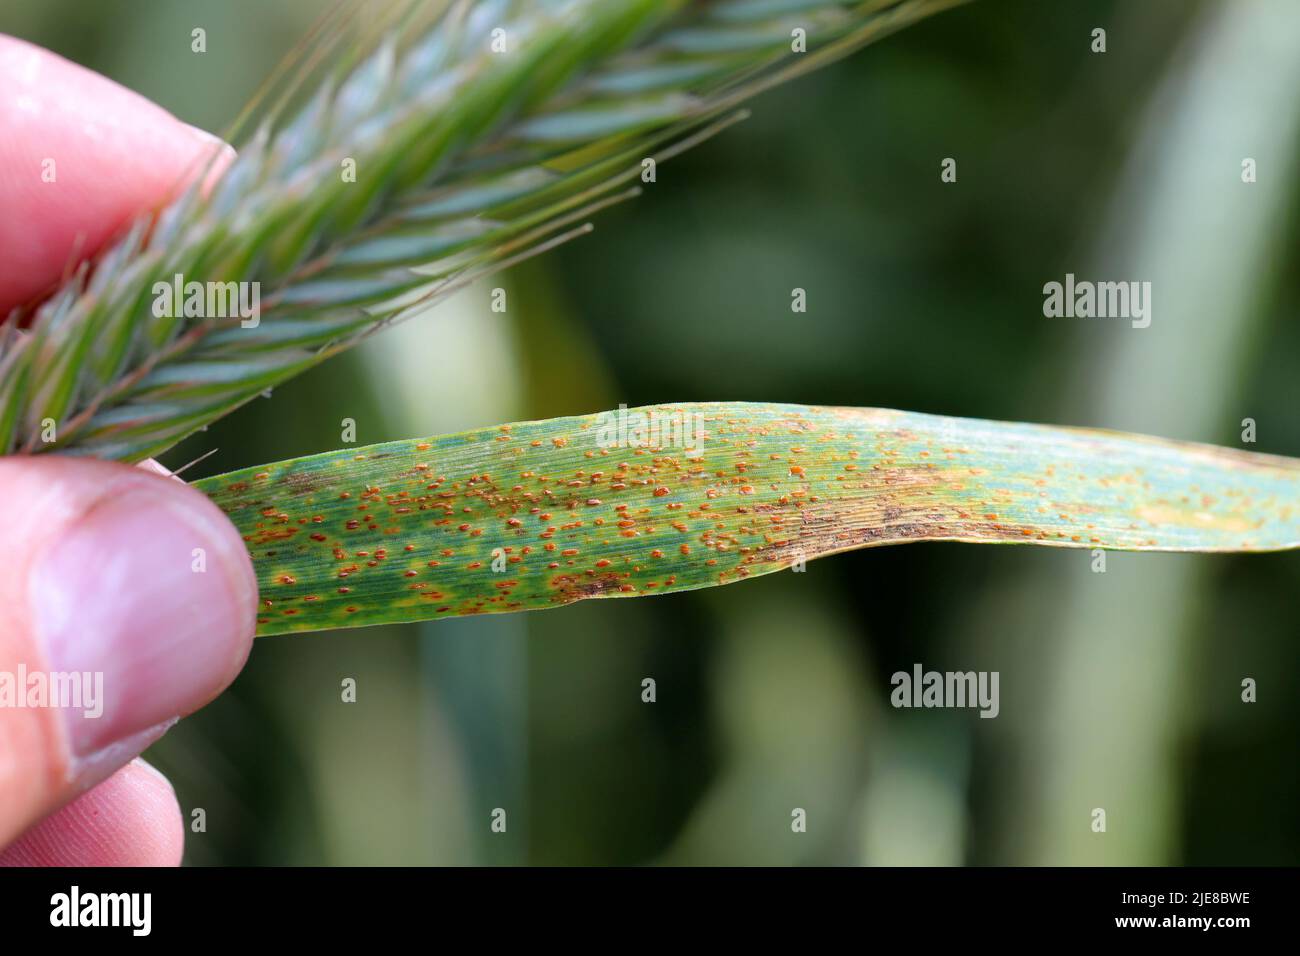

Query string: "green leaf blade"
[[191, 402, 1300, 637]]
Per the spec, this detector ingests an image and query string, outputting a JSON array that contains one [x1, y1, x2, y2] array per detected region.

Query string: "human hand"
[[0, 34, 255, 866]]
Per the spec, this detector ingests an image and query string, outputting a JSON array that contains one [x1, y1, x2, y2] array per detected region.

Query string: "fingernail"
[[30, 485, 255, 761], [180, 122, 234, 161], [70, 720, 177, 796], [180, 123, 236, 193]]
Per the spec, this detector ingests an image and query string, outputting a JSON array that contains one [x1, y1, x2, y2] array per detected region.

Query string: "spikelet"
[[0, 0, 960, 462]]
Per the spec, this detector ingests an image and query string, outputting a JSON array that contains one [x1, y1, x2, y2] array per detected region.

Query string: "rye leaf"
[[192, 402, 1300, 637]]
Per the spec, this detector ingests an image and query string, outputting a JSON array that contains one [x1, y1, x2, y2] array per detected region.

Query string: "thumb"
[[0, 456, 255, 846]]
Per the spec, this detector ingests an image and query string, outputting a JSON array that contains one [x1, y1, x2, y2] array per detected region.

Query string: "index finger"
[[0, 33, 233, 314]]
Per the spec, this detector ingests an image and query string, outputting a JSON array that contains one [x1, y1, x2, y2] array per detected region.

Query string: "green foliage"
[[194, 402, 1300, 636]]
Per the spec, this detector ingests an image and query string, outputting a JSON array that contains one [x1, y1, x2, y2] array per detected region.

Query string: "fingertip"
[[0, 759, 184, 867], [0, 456, 255, 844], [0, 33, 234, 313], [27, 461, 259, 758]]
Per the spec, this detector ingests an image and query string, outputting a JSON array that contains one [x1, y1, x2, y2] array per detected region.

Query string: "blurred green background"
[[5, 0, 1298, 865]]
